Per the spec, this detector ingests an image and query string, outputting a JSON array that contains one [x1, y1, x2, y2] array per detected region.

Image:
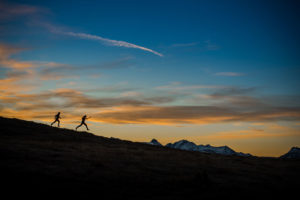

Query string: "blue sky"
[[0, 0, 299, 156], [7, 0, 299, 93]]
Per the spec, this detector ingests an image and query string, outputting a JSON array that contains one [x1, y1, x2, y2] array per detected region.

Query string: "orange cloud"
[[1, 84, 300, 126], [89, 105, 300, 125], [0, 44, 37, 69], [0, 43, 76, 97]]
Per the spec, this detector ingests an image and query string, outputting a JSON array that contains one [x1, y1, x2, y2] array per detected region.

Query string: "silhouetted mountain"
[[163, 139, 251, 156], [280, 147, 300, 159], [0, 116, 299, 199], [148, 138, 162, 146]]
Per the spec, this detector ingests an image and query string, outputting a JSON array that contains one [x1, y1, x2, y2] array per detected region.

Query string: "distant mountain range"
[[147, 139, 252, 157], [148, 139, 300, 158]]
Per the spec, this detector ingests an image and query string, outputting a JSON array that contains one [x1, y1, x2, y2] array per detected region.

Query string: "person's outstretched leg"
[[57, 120, 60, 127], [76, 123, 82, 130], [83, 123, 89, 130], [51, 120, 57, 126]]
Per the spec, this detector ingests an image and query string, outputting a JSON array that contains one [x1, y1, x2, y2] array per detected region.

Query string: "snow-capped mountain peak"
[[280, 147, 300, 159], [169, 140, 198, 150]]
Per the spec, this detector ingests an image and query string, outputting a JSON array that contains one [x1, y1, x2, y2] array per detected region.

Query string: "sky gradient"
[[1, 0, 300, 156]]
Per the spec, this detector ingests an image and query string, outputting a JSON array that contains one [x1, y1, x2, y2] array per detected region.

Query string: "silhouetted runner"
[[76, 115, 90, 131], [51, 112, 61, 127]]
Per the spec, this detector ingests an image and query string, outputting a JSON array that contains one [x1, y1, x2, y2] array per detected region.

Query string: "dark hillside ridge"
[[0, 116, 299, 199]]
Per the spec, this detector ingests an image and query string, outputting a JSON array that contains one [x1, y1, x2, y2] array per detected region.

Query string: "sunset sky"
[[1, 0, 299, 156]]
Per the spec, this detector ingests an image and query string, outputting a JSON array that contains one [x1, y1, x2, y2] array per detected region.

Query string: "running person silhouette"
[[76, 115, 90, 131], [51, 112, 61, 127]]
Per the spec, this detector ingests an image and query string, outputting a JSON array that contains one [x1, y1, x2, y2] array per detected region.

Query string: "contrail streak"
[[46, 24, 163, 57]]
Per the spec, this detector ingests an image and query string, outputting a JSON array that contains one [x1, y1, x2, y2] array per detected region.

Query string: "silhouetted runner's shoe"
[[76, 115, 90, 131]]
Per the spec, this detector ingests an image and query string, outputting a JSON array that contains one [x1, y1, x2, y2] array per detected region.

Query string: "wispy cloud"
[[156, 82, 222, 90], [38, 57, 133, 80], [209, 87, 257, 97], [0, 43, 138, 98], [155, 82, 226, 94], [0, 43, 75, 94], [92, 105, 300, 125], [0, 44, 37, 69], [171, 42, 198, 47], [43, 23, 163, 57], [0, 44, 67, 70], [0, 88, 175, 112], [0, 2, 45, 20], [215, 72, 245, 77], [204, 40, 220, 51]]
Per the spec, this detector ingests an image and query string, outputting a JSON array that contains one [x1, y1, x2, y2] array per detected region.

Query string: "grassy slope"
[[0, 116, 299, 199]]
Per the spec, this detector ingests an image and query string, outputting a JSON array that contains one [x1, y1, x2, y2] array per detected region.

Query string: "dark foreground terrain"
[[0, 117, 299, 199]]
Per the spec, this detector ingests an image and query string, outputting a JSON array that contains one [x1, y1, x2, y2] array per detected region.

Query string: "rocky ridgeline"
[[147, 139, 252, 157]]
